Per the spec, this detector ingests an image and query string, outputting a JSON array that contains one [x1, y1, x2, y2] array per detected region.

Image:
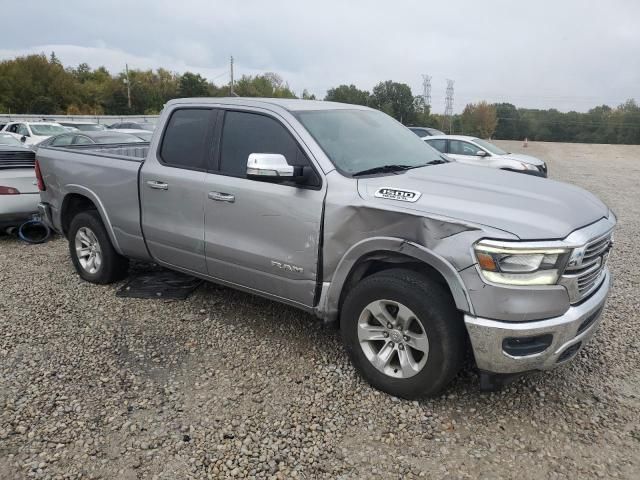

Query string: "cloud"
[[1, 0, 639, 112]]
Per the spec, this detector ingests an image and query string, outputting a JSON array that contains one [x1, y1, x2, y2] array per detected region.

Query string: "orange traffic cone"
[[523, 137, 528, 148]]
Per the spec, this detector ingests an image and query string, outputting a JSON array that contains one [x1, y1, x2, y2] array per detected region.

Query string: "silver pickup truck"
[[36, 98, 616, 398]]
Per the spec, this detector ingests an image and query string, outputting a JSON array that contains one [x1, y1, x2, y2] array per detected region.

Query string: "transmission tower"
[[444, 79, 454, 133], [421, 74, 431, 111]]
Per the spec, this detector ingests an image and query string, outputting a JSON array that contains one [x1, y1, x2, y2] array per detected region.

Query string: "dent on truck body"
[[318, 172, 516, 321]]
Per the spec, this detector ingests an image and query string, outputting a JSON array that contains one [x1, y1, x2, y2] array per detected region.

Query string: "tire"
[[68, 210, 129, 284], [341, 268, 465, 399]]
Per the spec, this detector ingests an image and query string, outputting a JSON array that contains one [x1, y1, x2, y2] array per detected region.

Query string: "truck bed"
[[36, 143, 151, 261]]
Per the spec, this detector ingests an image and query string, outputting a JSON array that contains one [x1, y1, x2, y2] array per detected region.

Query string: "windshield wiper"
[[352, 164, 417, 177]]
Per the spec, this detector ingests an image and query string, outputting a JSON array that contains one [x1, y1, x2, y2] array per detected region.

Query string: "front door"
[[204, 109, 325, 307], [447, 139, 489, 167], [140, 108, 217, 274]]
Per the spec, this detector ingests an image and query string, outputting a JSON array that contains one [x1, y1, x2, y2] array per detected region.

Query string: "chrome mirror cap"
[[246, 153, 294, 178]]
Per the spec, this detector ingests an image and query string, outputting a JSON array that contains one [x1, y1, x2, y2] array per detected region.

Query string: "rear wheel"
[[341, 268, 465, 399], [68, 210, 129, 284]]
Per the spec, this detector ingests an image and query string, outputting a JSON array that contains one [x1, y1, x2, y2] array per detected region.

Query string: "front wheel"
[[68, 210, 129, 284], [341, 269, 465, 399]]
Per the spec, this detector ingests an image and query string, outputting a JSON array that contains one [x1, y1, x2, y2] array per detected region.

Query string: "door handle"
[[146, 180, 168, 190], [208, 191, 235, 203]]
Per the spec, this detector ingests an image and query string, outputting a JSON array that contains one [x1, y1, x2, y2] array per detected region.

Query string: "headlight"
[[473, 241, 570, 286], [518, 162, 539, 171]]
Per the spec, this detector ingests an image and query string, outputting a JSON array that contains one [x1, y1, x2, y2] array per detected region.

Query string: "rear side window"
[[425, 139, 447, 153], [159, 109, 214, 170], [51, 135, 74, 146], [73, 136, 93, 145], [219, 111, 305, 177]]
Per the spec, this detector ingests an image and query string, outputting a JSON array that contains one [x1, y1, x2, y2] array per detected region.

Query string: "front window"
[[472, 138, 508, 156], [294, 109, 444, 175], [30, 124, 67, 136]]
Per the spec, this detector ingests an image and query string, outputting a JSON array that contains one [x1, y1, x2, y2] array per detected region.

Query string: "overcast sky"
[[1, 0, 638, 113]]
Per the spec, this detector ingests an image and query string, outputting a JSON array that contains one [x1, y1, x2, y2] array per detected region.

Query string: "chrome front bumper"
[[464, 269, 611, 374]]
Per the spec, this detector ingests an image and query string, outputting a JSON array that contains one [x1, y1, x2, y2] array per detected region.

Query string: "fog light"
[[502, 334, 553, 357]]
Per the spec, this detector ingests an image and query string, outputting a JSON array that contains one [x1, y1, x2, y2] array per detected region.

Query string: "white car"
[[423, 135, 548, 177], [0, 133, 39, 230], [1, 122, 68, 146]]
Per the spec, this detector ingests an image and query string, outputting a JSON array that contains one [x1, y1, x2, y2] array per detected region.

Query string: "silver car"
[[424, 135, 548, 177], [0, 133, 38, 230]]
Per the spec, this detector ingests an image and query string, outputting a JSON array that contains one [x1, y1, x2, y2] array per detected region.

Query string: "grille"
[[562, 232, 612, 302], [0, 150, 35, 168]]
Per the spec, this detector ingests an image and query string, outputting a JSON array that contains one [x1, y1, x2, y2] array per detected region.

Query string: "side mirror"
[[246, 153, 301, 180], [20, 136, 27, 143], [476, 150, 488, 157]]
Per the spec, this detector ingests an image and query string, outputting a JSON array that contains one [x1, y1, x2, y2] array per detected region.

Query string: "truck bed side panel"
[[37, 147, 150, 261]]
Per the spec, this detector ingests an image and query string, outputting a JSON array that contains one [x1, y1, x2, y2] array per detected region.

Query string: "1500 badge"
[[374, 188, 422, 203]]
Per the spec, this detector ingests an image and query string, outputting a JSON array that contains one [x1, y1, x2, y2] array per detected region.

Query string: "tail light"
[[0, 186, 20, 195], [35, 159, 46, 191]]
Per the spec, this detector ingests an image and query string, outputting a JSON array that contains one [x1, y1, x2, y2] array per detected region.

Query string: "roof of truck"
[[166, 97, 370, 112]]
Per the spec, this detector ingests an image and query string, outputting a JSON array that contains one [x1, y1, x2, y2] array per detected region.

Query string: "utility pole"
[[421, 74, 431, 111], [125, 63, 132, 109], [229, 56, 234, 96], [445, 79, 454, 134]]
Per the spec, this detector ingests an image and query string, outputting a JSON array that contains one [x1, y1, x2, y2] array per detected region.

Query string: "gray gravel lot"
[[1, 140, 639, 479]]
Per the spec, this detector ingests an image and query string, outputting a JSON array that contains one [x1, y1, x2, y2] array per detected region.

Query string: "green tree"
[[324, 84, 370, 106], [370, 81, 415, 123], [178, 72, 210, 97]]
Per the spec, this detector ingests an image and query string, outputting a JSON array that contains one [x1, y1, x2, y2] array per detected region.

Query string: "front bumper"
[[464, 269, 611, 374]]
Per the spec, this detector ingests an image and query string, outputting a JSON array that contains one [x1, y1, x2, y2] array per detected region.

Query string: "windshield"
[[294, 109, 444, 175], [472, 138, 508, 155], [30, 124, 67, 136], [0, 134, 22, 146]]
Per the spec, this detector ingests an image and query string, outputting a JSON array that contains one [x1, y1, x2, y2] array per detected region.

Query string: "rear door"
[[140, 107, 217, 274], [203, 109, 325, 307]]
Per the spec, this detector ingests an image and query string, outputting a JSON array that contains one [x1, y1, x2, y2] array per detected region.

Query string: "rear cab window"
[[159, 108, 216, 171]]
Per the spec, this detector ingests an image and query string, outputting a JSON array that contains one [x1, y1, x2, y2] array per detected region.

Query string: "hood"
[[357, 162, 609, 240], [503, 152, 545, 166]]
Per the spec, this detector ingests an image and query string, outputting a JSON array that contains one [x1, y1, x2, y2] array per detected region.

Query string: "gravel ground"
[[1, 141, 639, 479]]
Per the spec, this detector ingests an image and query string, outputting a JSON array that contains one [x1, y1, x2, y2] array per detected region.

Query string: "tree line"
[[1, 53, 639, 144]]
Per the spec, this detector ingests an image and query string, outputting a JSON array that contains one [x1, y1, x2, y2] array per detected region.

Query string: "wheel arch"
[[318, 237, 473, 322], [60, 186, 122, 254]]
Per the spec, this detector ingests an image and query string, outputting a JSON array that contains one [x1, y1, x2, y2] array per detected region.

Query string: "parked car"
[[109, 129, 153, 142], [409, 126, 446, 137], [424, 135, 548, 177], [58, 121, 108, 132], [0, 134, 38, 230], [36, 98, 614, 398], [108, 121, 156, 131], [38, 130, 149, 148], [1, 122, 68, 146]]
